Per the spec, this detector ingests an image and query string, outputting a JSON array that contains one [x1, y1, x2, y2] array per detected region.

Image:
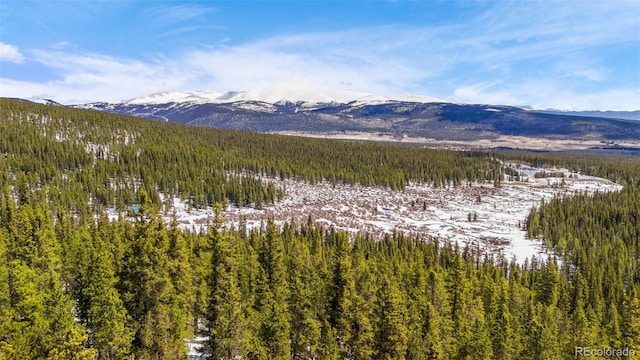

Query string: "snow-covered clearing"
[[108, 166, 621, 264]]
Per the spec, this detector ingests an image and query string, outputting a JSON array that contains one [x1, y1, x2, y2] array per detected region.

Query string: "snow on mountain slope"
[[350, 94, 451, 106], [348, 94, 402, 107], [119, 82, 450, 106], [124, 90, 222, 105], [390, 94, 450, 103]]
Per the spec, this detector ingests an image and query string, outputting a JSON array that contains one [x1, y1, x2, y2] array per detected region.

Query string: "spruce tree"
[[86, 229, 133, 360], [255, 221, 291, 359], [374, 275, 408, 360], [202, 226, 247, 359], [119, 211, 187, 359], [288, 240, 322, 359]]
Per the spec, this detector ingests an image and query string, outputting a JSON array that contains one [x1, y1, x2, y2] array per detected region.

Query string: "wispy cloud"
[[0, 42, 24, 63], [51, 41, 71, 50], [453, 82, 524, 106], [151, 24, 225, 44], [146, 4, 215, 23], [12, 50, 194, 103], [144, 4, 222, 47], [452, 78, 640, 111]]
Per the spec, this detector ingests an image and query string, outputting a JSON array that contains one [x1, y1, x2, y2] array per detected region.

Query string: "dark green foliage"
[[374, 275, 409, 359], [0, 100, 638, 358], [0, 99, 501, 217], [202, 221, 247, 359], [1, 190, 639, 359]]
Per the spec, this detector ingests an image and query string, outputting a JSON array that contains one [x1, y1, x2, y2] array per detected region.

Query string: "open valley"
[[117, 166, 622, 264]]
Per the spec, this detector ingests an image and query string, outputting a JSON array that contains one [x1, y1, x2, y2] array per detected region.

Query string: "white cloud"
[[182, 38, 425, 96], [51, 41, 71, 50], [452, 79, 640, 111], [10, 50, 195, 103], [530, 89, 640, 112], [0, 42, 24, 63], [452, 82, 524, 106], [551, 57, 612, 82], [1, 1, 638, 109], [146, 4, 215, 23], [568, 68, 610, 82], [11, 31, 436, 104]]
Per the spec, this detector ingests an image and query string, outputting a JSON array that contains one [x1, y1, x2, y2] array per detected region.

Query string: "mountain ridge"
[[72, 96, 640, 144], [109, 82, 452, 107], [8, 83, 639, 148]]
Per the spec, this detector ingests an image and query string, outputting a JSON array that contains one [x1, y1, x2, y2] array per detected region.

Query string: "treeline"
[[0, 99, 500, 217], [493, 150, 640, 187], [526, 185, 640, 345], [1, 189, 638, 359], [522, 156, 640, 359]]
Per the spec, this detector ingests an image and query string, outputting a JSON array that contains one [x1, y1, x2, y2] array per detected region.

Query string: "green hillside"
[[0, 99, 504, 216]]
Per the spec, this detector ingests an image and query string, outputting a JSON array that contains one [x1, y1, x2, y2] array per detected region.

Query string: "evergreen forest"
[[1, 99, 639, 359]]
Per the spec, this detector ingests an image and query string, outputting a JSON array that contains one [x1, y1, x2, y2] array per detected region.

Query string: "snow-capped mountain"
[[116, 82, 450, 106], [69, 82, 640, 144], [215, 82, 372, 104], [124, 90, 222, 105], [389, 94, 447, 103]]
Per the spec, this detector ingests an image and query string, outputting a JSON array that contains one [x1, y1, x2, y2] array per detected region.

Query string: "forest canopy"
[[0, 99, 638, 359]]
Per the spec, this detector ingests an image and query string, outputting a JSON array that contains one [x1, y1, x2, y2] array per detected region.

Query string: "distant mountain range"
[[533, 109, 640, 121], [11, 83, 640, 143], [103, 82, 450, 106]]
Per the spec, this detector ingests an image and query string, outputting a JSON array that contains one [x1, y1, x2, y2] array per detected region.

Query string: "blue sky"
[[0, 0, 639, 110]]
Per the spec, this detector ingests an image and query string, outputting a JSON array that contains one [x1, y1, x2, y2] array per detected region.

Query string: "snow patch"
[[124, 90, 222, 105], [220, 167, 620, 264], [389, 94, 450, 103], [101, 166, 621, 265]]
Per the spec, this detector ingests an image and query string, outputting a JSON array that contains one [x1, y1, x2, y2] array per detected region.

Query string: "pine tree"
[[86, 229, 133, 360], [535, 259, 559, 307], [603, 302, 622, 348], [4, 99, 640, 360], [524, 304, 560, 360], [167, 219, 195, 336], [317, 319, 340, 360], [458, 297, 493, 360], [422, 301, 445, 359], [425, 268, 455, 357], [343, 275, 375, 359], [374, 275, 408, 360], [119, 212, 187, 359], [0, 197, 96, 359], [255, 221, 291, 359], [621, 288, 640, 353], [2, 261, 96, 359], [328, 230, 351, 339], [288, 240, 322, 359], [202, 226, 247, 359], [447, 252, 469, 357], [569, 298, 599, 354], [490, 297, 516, 359]]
